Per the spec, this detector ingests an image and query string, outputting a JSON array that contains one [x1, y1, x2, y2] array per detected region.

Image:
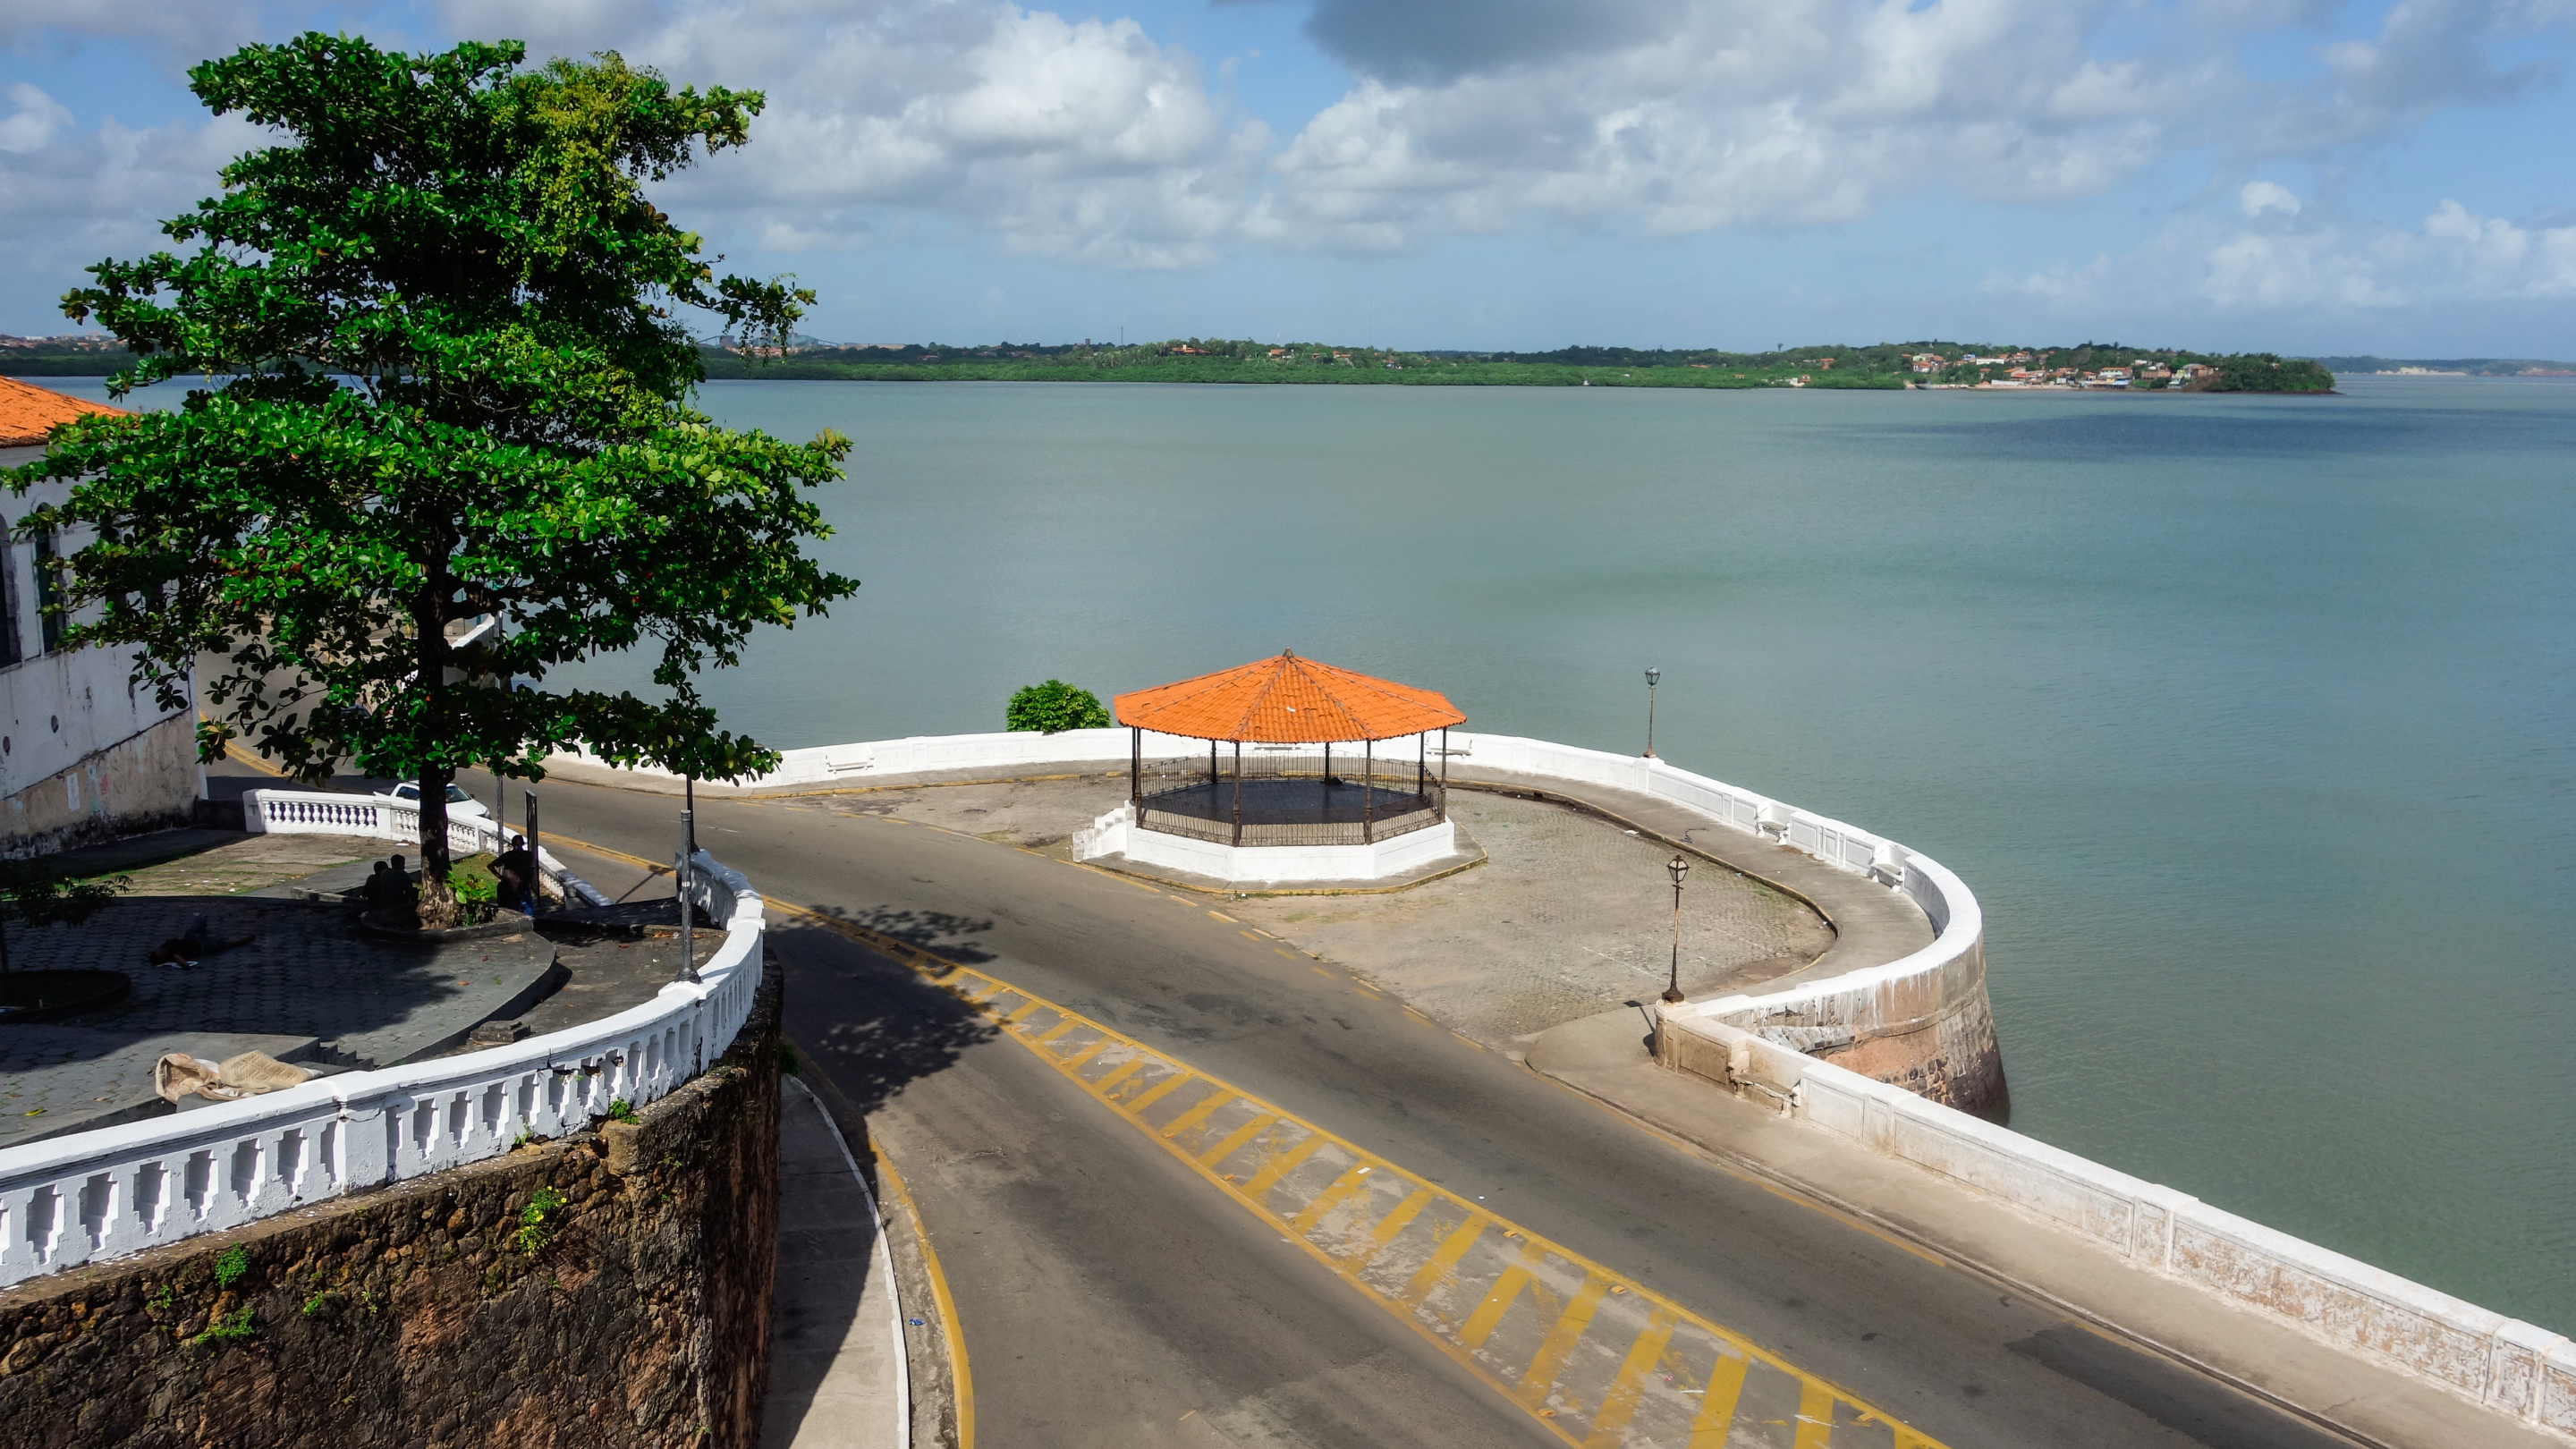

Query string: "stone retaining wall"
[[0, 970, 783, 1448]]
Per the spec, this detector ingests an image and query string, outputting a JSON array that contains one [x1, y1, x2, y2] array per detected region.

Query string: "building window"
[[33, 530, 64, 654]]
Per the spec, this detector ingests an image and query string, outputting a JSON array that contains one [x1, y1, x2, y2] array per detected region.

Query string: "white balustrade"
[[244, 788, 612, 907], [0, 850, 761, 1288]]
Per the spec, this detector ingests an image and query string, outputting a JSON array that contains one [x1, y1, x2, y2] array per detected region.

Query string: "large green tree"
[[4, 36, 858, 924]]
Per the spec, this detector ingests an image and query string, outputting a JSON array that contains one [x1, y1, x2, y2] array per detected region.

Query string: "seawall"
[[0, 970, 783, 1449]]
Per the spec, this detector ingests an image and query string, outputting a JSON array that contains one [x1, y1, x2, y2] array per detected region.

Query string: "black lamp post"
[[1644, 667, 1661, 758], [676, 773, 699, 985], [1662, 852, 1690, 1004]]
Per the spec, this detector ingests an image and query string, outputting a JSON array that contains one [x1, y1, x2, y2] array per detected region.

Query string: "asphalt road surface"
[[284, 762, 2359, 1449]]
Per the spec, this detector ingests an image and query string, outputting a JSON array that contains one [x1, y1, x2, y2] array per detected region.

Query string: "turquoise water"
[[32, 372, 2576, 1332]]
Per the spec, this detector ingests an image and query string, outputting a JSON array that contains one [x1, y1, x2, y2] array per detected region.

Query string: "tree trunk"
[[412, 572, 458, 929]]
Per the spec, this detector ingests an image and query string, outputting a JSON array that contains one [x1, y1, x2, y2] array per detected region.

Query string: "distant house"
[[1909, 353, 1948, 373], [0, 377, 202, 852]]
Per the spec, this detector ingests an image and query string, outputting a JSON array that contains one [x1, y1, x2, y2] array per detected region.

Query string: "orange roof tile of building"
[[1114, 650, 1466, 743], [0, 377, 126, 448]]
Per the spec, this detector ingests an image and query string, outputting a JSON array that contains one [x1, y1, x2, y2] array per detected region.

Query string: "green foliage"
[[778, 1040, 801, 1076], [514, 1186, 568, 1254], [450, 868, 498, 906], [2207, 353, 2336, 393], [301, 1288, 339, 1318], [1006, 680, 1111, 733], [188, 1305, 257, 1347], [605, 1097, 640, 1123], [3, 35, 858, 923], [147, 1283, 175, 1312], [212, 1245, 250, 1289]]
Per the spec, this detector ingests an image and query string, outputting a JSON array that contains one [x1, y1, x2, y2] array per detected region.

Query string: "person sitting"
[[493, 836, 538, 916]]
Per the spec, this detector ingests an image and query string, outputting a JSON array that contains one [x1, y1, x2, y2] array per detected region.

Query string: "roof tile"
[[1114, 650, 1465, 742], [0, 377, 125, 448]]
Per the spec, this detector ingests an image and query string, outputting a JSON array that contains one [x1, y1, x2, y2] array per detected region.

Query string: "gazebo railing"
[[1131, 743, 1445, 848]]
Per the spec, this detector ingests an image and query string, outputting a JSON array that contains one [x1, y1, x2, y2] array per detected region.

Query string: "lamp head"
[[1668, 853, 1690, 886], [1646, 667, 1661, 687]]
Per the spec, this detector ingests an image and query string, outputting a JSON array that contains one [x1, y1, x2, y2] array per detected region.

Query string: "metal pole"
[[1231, 741, 1242, 848], [1438, 727, 1449, 821], [524, 789, 540, 910], [1130, 727, 1140, 810], [1665, 871, 1685, 1004], [1646, 671, 1659, 758], [1363, 738, 1374, 843], [1417, 732, 1426, 800], [677, 774, 699, 984]]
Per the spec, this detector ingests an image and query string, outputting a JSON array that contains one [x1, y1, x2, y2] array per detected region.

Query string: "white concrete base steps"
[[1074, 804, 1457, 883], [555, 726, 2575, 1442]]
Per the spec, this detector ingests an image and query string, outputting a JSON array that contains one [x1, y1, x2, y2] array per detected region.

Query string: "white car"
[[377, 781, 491, 818]]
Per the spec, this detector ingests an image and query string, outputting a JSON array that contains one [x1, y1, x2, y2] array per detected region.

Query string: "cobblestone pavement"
[[729, 775, 1827, 1046]]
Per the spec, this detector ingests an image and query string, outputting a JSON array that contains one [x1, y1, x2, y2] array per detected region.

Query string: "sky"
[[3, 0, 2573, 355]]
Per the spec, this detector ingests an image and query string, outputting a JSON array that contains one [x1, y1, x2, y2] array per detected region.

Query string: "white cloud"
[[1986, 198, 2576, 317], [0, 85, 73, 156], [2241, 181, 2302, 217]]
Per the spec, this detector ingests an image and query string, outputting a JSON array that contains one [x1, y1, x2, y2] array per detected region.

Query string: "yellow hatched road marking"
[[1519, 1275, 1613, 1404], [1056, 1038, 1114, 1072], [1688, 1355, 1750, 1447], [1157, 1090, 1241, 1141], [1582, 1309, 1681, 1448], [1198, 1113, 1281, 1166], [778, 902, 1952, 1449], [1454, 1234, 1540, 1345], [1401, 1215, 1493, 1309], [1288, 1165, 1373, 1234], [1088, 1057, 1148, 1095], [1003, 999, 1044, 1025], [1236, 1132, 1327, 1199], [1793, 1381, 1835, 1449], [1033, 1020, 1079, 1046], [1123, 1072, 1198, 1114]]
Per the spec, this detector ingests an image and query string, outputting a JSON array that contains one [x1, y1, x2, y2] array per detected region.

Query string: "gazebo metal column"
[[1363, 738, 1375, 843], [1231, 741, 1243, 846], [1416, 731, 1427, 800], [1131, 727, 1141, 809], [1437, 727, 1449, 821]]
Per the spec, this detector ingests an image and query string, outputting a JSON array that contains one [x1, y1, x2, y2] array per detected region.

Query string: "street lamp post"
[[1643, 667, 1661, 758], [676, 774, 699, 985], [1662, 852, 1690, 1004]]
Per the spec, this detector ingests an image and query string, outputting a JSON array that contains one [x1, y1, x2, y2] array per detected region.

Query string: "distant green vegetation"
[[2311, 355, 2576, 377], [701, 337, 2334, 393], [1006, 680, 1112, 733], [4, 333, 2339, 393]]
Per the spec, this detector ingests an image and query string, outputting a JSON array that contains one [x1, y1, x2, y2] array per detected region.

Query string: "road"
[[279, 762, 2360, 1449]]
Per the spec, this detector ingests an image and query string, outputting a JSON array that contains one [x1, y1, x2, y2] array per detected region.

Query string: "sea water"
[[32, 371, 2575, 1333]]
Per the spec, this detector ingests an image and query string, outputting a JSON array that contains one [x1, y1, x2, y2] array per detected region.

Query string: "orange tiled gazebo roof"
[[0, 377, 125, 448], [1114, 650, 1466, 744]]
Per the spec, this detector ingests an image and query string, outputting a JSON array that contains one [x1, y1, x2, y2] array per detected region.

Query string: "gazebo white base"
[[1074, 806, 1458, 884]]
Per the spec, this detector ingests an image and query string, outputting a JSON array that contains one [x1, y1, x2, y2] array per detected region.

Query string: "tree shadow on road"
[[769, 920, 999, 1114]]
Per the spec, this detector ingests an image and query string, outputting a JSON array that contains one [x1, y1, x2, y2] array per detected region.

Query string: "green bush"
[[1006, 680, 1112, 733]]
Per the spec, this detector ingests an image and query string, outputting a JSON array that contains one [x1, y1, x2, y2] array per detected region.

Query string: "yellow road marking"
[[1454, 1234, 1539, 1345], [1003, 1000, 1045, 1026], [1355, 1187, 1439, 1271], [1056, 1038, 1114, 1072], [1157, 1090, 1240, 1141], [1792, 1382, 1835, 1449], [1401, 1214, 1493, 1309], [1123, 1072, 1197, 1114], [1288, 950, 1312, 962], [1236, 1132, 1327, 1200], [1197, 1114, 1280, 1165], [1089, 1058, 1148, 1096], [1520, 1275, 1613, 1404], [1033, 1020, 1079, 1046], [1288, 1165, 1373, 1234], [874, 1147, 973, 1449], [1240, 929, 1261, 940], [1207, 909, 1237, 922], [1582, 1309, 1681, 1448], [770, 901, 1948, 1449], [1688, 1354, 1750, 1447]]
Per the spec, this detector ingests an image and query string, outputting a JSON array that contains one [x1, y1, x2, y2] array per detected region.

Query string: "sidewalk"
[[766, 1075, 910, 1449], [1525, 1009, 2563, 1449]]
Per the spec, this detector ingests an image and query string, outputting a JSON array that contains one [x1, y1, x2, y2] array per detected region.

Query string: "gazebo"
[[1105, 650, 1467, 883]]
